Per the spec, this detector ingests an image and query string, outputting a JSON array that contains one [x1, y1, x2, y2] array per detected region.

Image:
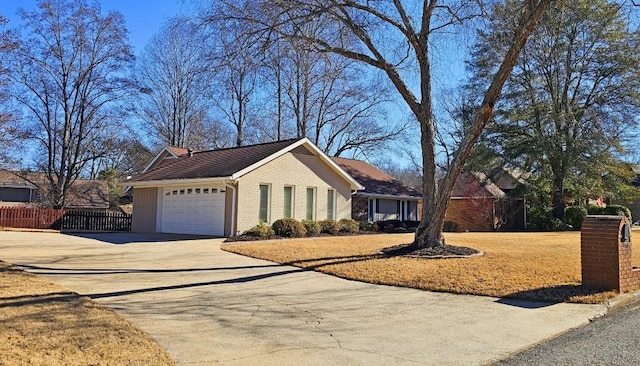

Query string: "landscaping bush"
[[586, 204, 606, 216], [443, 221, 459, 232], [271, 218, 307, 238], [358, 221, 378, 232], [529, 205, 567, 231], [302, 220, 321, 236], [587, 204, 632, 221], [319, 219, 340, 235], [550, 218, 567, 231], [390, 226, 408, 233], [565, 206, 588, 230], [604, 204, 632, 221], [403, 220, 421, 229], [338, 218, 359, 233], [376, 220, 405, 232], [243, 222, 274, 238]]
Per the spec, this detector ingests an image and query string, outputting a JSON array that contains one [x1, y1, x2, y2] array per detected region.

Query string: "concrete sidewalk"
[[0, 231, 607, 365]]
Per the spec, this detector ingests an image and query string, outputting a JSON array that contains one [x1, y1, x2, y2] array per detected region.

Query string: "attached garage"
[[126, 138, 363, 237], [160, 186, 226, 236]]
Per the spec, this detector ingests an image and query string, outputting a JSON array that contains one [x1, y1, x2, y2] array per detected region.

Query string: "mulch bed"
[[225, 232, 373, 242], [380, 243, 482, 258]]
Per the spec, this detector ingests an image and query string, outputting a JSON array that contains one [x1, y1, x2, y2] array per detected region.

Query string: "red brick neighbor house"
[[125, 138, 363, 237], [331, 157, 422, 222], [445, 169, 527, 232], [0, 170, 110, 210]]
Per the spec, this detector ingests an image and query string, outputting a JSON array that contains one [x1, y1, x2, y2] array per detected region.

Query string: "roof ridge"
[[190, 138, 304, 155], [331, 156, 374, 164]]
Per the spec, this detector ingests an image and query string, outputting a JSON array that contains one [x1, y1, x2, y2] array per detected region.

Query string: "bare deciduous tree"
[[8, 0, 134, 208], [135, 17, 228, 150], [86, 136, 154, 179], [212, 19, 262, 147], [215, 0, 554, 249], [0, 16, 17, 167]]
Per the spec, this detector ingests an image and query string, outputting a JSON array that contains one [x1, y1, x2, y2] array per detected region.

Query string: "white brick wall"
[[235, 152, 353, 234]]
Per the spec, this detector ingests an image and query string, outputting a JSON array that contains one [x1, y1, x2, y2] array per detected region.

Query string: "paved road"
[[495, 301, 640, 365], [0, 231, 608, 365]]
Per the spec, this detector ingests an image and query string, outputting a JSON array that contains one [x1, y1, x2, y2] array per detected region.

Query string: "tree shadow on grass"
[[496, 285, 616, 308], [0, 292, 81, 308], [282, 254, 383, 269]]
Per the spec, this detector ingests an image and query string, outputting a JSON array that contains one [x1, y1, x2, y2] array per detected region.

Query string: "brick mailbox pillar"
[[581, 215, 640, 293]]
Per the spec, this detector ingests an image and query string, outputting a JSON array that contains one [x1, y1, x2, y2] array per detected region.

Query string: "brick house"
[[445, 169, 527, 232], [125, 138, 363, 237]]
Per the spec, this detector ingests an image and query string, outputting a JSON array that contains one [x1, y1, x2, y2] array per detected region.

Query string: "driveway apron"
[[0, 232, 607, 365]]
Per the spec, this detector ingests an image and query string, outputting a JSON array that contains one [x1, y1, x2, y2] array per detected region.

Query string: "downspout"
[[225, 181, 237, 237]]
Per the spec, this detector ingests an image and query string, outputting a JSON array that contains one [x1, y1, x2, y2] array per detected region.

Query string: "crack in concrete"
[[300, 308, 343, 348]]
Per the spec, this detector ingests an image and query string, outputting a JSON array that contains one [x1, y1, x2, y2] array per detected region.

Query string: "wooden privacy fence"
[[0, 207, 131, 232], [0, 207, 65, 229]]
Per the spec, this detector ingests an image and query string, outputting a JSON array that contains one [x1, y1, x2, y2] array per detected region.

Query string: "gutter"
[[358, 193, 422, 200], [121, 176, 232, 188]]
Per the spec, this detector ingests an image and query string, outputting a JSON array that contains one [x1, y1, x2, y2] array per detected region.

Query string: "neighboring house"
[[446, 169, 527, 232], [64, 180, 111, 210], [0, 170, 110, 210], [0, 171, 38, 206], [331, 157, 422, 222], [125, 138, 363, 237], [611, 164, 640, 222]]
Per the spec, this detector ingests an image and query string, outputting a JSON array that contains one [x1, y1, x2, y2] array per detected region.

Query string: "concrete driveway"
[[0, 231, 606, 365]]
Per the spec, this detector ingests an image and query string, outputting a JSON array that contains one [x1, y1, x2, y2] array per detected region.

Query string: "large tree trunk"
[[412, 0, 554, 249], [552, 176, 565, 220]]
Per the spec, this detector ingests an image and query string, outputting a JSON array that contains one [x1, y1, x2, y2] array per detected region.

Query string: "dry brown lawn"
[[0, 261, 175, 366], [223, 232, 640, 304]]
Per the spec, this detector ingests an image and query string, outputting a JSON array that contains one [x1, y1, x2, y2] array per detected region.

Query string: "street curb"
[[1, 227, 61, 234], [603, 291, 640, 314]]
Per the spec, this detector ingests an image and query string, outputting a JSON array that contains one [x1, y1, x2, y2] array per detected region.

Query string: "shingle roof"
[[65, 180, 110, 209], [331, 157, 421, 198], [129, 138, 306, 182], [167, 146, 189, 156], [0, 170, 110, 209], [451, 172, 505, 199], [487, 167, 528, 191], [0, 170, 39, 188], [143, 146, 191, 173]]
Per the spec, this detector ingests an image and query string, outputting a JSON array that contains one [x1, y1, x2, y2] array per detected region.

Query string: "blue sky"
[[0, 0, 467, 165], [0, 0, 186, 55]]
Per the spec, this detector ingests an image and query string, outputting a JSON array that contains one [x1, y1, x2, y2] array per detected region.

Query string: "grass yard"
[[0, 261, 176, 366], [223, 231, 640, 304]]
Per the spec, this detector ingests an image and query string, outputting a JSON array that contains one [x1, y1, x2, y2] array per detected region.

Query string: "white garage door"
[[161, 186, 225, 236]]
